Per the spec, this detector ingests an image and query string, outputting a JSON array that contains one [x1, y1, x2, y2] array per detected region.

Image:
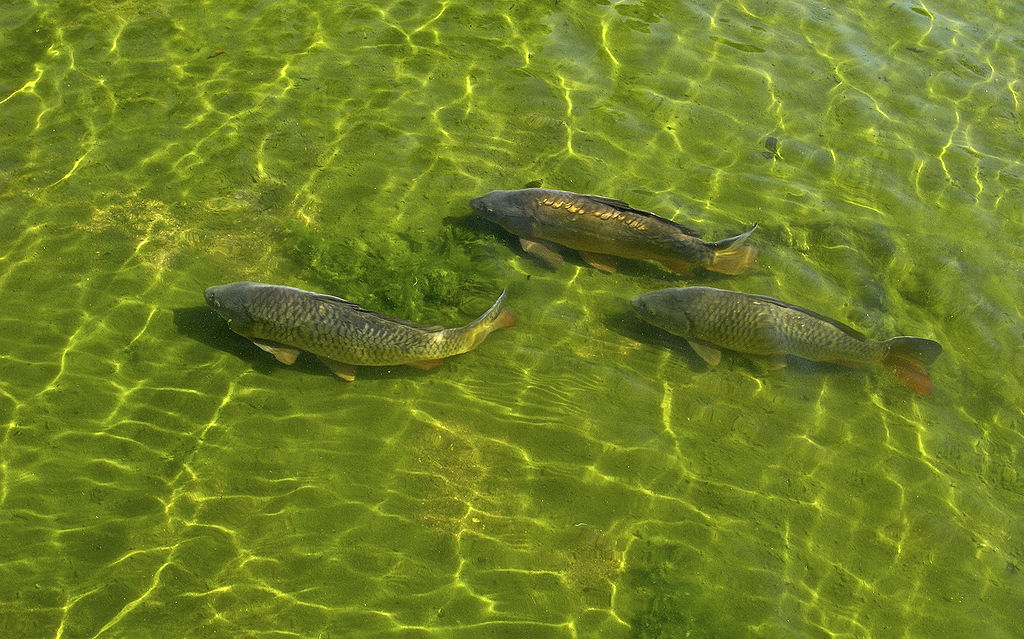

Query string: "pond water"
[[1, 0, 1023, 637]]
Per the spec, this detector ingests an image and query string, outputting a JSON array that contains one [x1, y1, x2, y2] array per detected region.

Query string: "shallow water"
[[2, 0, 1023, 637]]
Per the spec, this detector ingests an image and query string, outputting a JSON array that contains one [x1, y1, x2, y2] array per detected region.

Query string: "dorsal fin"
[[311, 294, 445, 332], [744, 293, 868, 340], [579, 194, 704, 238]]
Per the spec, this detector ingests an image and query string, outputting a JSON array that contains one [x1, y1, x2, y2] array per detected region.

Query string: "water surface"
[[1, 0, 1023, 637]]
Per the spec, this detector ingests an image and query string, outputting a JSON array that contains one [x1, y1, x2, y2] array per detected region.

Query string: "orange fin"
[[318, 357, 356, 381], [408, 359, 444, 370], [658, 258, 695, 276], [887, 356, 933, 396], [496, 309, 517, 329], [882, 337, 942, 396], [579, 251, 617, 273]]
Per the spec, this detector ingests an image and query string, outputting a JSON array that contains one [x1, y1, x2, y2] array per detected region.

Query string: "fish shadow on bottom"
[[605, 309, 716, 370], [478, 227, 747, 282], [173, 306, 430, 381]]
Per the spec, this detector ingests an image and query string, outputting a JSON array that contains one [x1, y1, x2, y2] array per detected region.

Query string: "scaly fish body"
[[631, 287, 942, 395], [205, 282, 516, 380], [470, 188, 756, 275]]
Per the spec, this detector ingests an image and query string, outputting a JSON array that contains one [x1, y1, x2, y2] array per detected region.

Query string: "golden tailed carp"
[[471, 188, 756, 275]]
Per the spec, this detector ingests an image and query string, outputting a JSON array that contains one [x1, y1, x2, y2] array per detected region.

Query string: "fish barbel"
[[470, 188, 757, 275], [205, 282, 516, 380], [631, 286, 942, 395]]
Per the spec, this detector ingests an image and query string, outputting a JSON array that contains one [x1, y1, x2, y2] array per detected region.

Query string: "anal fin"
[[750, 354, 787, 370], [318, 357, 357, 381], [658, 258, 695, 276], [408, 359, 444, 370]]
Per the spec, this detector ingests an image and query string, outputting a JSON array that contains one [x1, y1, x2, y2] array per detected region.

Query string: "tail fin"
[[461, 289, 517, 343], [706, 223, 758, 275], [882, 336, 943, 396]]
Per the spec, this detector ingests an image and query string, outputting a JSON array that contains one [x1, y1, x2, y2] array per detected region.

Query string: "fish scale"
[[205, 282, 515, 379], [631, 286, 941, 395], [244, 287, 450, 363]]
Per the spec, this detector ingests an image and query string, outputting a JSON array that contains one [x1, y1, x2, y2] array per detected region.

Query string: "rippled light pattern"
[[1, 0, 1023, 637]]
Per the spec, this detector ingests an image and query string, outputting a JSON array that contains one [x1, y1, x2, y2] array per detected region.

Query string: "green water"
[[2, 0, 1023, 636]]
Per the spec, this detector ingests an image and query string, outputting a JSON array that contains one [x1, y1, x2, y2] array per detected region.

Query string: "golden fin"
[[657, 258, 695, 276], [408, 359, 444, 370], [706, 224, 758, 275], [253, 340, 300, 365], [495, 309, 517, 329], [520, 237, 564, 269], [318, 357, 357, 381], [579, 251, 618, 273], [707, 245, 757, 275]]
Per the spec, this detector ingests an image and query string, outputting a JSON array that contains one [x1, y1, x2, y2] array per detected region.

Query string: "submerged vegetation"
[[284, 219, 505, 323]]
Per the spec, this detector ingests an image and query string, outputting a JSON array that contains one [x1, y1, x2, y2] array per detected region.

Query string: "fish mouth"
[[469, 196, 485, 212], [629, 296, 647, 316], [204, 287, 218, 307]]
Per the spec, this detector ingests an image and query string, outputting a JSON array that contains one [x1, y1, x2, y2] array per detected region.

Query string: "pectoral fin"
[[318, 357, 357, 381], [687, 340, 722, 366], [408, 359, 444, 370], [579, 251, 618, 273], [520, 237, 565, 269], [253, 340, 301, 365]]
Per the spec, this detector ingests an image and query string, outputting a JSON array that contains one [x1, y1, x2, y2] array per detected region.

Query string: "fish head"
[[630, 288, 698, 336], [470, 190, 531, 234], [204, 282, 257, 330]]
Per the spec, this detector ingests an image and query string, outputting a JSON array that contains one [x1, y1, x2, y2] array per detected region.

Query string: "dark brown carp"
[[470, 188, 756, 275], [205, 282, 516, 380], [631, 286, 942, 395]]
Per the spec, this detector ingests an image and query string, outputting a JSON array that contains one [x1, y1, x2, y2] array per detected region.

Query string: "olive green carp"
[[205, 282, 516, 380], [631, 287, 943, 395], [470, 188, 757, 275]]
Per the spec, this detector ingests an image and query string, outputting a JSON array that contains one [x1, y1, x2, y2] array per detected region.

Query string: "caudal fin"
[[706, 224, 758, 275], [882, 336, 943, 396], [461, 289, 516, 342], [495, 309, 517, 329]]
